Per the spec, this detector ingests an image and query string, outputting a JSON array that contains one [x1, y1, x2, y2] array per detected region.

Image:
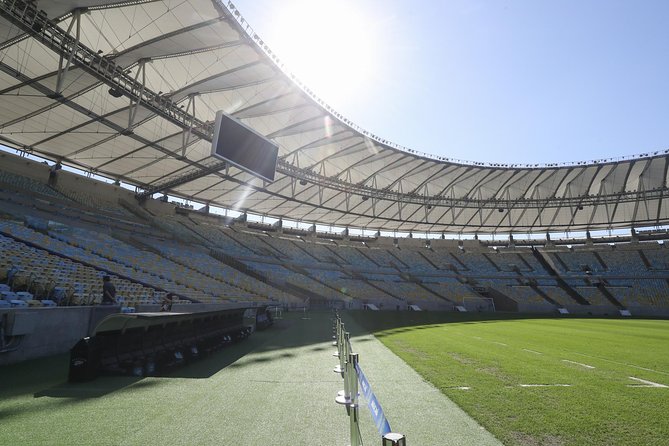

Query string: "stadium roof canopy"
[[1, 0, 668, 234]]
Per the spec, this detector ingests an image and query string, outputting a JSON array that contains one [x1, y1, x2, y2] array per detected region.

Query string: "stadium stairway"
[[638, 249, 654, 269], [595, 283, 625, 309], [209, 249, 311, 305], [528, 283, 561, 307], [347, 270, 404, 303], [484, 287, 519, 312], [414, 249, 441, 270], [399, 273, 457, 305], [287, 265, 356, 306], [531, 249, 590, 306], [281, 281, 329, 307]]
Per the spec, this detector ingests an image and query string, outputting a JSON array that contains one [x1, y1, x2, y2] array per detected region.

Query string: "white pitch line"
[[522, 349, 542, 355], [627, 377, 668, 388], [444, 385, 472, 390], [562, 359, 595, 369], [572, 352, 669, 376], [519, 384, 571, 387], [491, 341, 507, 347]]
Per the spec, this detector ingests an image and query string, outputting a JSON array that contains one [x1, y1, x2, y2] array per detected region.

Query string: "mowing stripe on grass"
[[358, 313, 669, 445]]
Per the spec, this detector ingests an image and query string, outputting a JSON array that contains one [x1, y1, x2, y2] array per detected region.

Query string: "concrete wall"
[[626, 306, 669, 317], [0, 307, 101, 365], [0, 151, 52, 182], [512, 303, 669, 317], [0, 302, 270, 365], [55, 168, 133, 203], [516, 302, 558, 313]]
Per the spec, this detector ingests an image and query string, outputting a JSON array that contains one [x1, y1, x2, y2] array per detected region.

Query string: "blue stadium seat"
[[1, 290, 17, 300], [15, 291, 33, 301]]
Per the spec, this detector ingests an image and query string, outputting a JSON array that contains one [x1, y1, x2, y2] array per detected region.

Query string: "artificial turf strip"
[[341, 316, 502, 446], [362, 315, 669, 446], [0, 312, 351, 446], [0, 311, 507, 446]]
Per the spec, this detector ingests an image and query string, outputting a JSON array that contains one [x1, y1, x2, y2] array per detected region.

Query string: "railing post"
[[333, 314, 340, 346], [382, 433, 406, 446], [335, 331, 352, 406], [349, 353, 362, 446], [333, 319, 342, 359], [335, 327, 346, 375], [334, 318, 345, 374], [330, 320, 404, 446]]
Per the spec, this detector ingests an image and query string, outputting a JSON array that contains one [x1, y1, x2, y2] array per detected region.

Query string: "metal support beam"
[[50, 8, 81, 98], [3, 0, 669, 232], [181, 93, 198, 157], [124, 59, 148, 133], [136, 160, 227, 200]]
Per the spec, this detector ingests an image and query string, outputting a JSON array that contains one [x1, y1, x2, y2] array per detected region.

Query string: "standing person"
[[48, 162, 61, 186], [101, 276, 116, 305], [160, 293, 174, 312]]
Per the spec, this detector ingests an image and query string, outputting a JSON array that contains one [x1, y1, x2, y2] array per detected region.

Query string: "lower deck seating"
[[2, 157, 669, 313], [0, 232, 160, 306]]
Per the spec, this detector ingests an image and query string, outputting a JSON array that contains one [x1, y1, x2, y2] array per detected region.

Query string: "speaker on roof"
[[108, 88, 123, 98]]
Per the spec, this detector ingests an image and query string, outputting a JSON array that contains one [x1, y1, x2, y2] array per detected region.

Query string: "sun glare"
[[268, 1, 376, 104]]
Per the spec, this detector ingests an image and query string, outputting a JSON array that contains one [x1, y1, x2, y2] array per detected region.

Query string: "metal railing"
[[331, 312, 406, 446]]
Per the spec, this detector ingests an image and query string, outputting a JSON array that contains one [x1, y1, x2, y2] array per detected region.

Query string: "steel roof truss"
[[52, 8, 81, 98], [124, 59, 147, 132], [180, 93, 197, 157], [655, 158, 669, 225], [137, 159, 228, 199], [602, 162, 633, 228], [301, 140, 365, 170]]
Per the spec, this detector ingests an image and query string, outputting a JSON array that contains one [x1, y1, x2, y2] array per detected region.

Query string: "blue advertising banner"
[[355, 362, 391, 436]]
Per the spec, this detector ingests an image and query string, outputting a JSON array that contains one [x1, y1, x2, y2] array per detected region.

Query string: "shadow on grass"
[[168, 331, 280, 378], [3, 311, 555, 402], [34, 375, 147, 398], [0, 311, 340, 404]]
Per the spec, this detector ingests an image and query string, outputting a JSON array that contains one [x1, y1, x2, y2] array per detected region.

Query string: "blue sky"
[[231, 0, 669, 164]]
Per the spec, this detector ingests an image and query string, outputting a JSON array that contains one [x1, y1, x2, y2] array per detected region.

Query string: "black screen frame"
[[210, 111, 279, 182]]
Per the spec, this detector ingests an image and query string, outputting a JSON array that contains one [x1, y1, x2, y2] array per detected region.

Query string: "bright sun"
[[268, 0, 376, 104]]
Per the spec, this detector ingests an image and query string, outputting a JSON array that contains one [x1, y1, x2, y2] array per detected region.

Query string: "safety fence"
[[332, 312, 406, 446]]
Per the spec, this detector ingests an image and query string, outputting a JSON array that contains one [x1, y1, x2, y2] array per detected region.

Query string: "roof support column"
[[123, 58, 148, 134], [50, 8, 82, 98], [181, 93, 198, 157]]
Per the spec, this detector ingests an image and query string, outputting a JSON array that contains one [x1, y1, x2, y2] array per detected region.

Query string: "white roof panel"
[[0, 0, 666, 233]]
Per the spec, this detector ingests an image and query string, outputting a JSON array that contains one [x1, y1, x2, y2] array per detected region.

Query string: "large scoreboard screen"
[[210, 111, 279, 182]]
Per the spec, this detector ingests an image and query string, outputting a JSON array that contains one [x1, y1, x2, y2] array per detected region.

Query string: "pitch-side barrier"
[[332, 312, 406, 446]]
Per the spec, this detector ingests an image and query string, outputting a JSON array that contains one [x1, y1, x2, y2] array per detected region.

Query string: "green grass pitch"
[[1, 312, 667, 445], [353, 314, 669, 446]]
